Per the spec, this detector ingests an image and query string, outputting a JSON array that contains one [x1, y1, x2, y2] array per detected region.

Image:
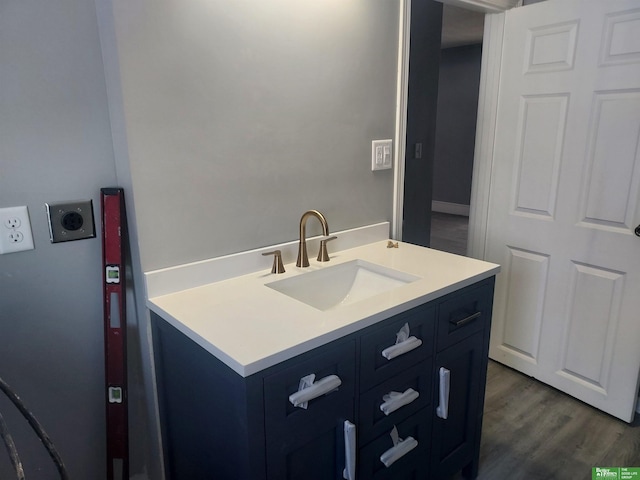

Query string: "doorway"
[[429, 5, 484, 257]]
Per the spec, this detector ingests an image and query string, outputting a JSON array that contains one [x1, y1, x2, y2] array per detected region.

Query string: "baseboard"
[[432, 200, 470, 217]]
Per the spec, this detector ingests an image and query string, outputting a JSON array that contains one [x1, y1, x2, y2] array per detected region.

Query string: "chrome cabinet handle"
[[436, 367, 450, 419], [343, 420, 356, 479], [379, 426, 418, 468], [288, 374, 342, 408], [381, 336, 422, 360], [379, 388, 420, 416]]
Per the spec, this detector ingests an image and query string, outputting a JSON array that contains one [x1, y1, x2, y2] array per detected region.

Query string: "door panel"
[[560, 262, 624, 391], [580, 91, 640, 230], [501, 247, 548, 363], [512, 94, 568, 218], [486, 0, 640, 421]]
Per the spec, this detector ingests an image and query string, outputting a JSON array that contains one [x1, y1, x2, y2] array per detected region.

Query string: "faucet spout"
[[297, 210, 329, 267]]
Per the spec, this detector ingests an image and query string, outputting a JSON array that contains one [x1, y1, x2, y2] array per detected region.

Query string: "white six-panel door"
[[485, 0, 640, 422]]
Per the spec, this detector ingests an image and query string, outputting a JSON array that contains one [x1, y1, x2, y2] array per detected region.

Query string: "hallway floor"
[[430, 212, 469, 256]]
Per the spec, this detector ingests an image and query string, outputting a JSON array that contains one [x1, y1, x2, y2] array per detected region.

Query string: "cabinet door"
[[266, 417, 354, 480], [431, 332, 485, 479]]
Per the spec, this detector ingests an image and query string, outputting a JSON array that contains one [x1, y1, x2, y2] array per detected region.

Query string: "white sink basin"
[[265, 259, 420, 311]]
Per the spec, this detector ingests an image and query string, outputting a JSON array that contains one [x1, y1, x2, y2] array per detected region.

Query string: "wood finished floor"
[[453, 361, 640, 480], [431, 213, 640, 478], [430, 212, 469, 256]]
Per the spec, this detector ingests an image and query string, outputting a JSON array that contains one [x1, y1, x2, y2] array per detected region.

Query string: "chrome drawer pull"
[[436, 367, 450, 419], [289, 374, 342, 409], [380, 388, 420, 416], [379, 426, 418, 468], [382, 322, 422, 360], [381, 337, 422, 360], [343, 420, 356, 479], [450, 311, 481, 328]]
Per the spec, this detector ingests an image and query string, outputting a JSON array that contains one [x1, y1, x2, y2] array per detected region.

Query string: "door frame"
[[467, 12, 505, 259], [392, 0, 411, 240], [393, 0, 510, 254]]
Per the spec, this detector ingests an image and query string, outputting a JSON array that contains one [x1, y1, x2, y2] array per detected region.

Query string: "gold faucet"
[[296, 210, 334, 267]]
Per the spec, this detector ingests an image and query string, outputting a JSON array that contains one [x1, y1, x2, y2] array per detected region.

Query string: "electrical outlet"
[[5, 217, 21, 229], [0, 206, 35, 254], [46, 200, 96, 243]]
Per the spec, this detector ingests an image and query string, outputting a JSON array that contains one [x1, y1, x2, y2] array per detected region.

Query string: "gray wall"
[[0, 0, 152, 478], [433, 44, 483, 207], [1, 0, 404, 477], [100, 0, 401, 272], [0, 0, 115, 479]]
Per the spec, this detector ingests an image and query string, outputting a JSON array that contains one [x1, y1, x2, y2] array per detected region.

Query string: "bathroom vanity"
[[147, 230, 499, 479]]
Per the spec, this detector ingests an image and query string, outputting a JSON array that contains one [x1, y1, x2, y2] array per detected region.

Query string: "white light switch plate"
[[0, 206, 35, 254], [372, 139, 393, 171]]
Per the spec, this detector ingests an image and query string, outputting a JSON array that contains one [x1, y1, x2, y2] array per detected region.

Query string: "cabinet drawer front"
[[358, 411, 432, 480], [360, 304, 435, 391], [436, 280, 494, 351], [264, 340, 356, 441], [359, 362, 432, 443]]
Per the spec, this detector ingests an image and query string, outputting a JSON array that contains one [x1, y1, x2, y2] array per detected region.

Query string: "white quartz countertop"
[[147, 240, 500, 377]]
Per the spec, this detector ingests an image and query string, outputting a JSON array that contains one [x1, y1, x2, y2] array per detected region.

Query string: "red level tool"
[[101, 188, 129, 480]]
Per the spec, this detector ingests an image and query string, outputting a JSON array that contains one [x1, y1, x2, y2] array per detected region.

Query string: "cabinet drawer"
[[264, 340, 356, 441], [358, 410, 432, 480], [360, 304, 435, 391], [436, 280, 493, 351], [359, 361, 432, 443]]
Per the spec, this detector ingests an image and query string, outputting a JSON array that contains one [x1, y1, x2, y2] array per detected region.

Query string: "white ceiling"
[[441, 4, 486, 48]]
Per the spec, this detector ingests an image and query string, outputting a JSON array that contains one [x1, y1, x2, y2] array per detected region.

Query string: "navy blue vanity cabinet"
[[431, 279, 495, 479], [151, 275, 495, 480], [152, 317, 268, 480]]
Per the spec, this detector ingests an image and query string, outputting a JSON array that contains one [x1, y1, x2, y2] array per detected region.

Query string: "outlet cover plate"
[[46, 200, 96, 243], [0, 206, 35, 254]]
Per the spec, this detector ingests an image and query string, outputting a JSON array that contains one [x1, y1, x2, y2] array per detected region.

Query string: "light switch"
[[372, 139, 393, 171], [383, 144, 392, 168]]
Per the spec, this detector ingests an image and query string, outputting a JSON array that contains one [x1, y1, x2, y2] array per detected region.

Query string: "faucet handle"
[[317, 236, 337, 262], [262, 250, 286, 274]]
